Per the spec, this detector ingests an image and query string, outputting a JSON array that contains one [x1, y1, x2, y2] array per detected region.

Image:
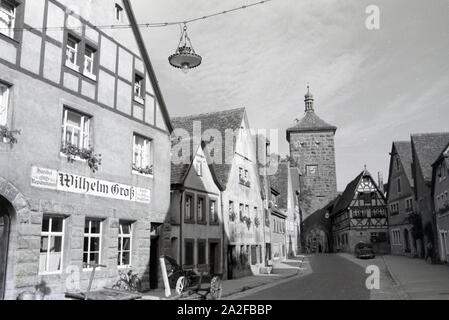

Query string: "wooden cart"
[[65, 264, 142, 301]]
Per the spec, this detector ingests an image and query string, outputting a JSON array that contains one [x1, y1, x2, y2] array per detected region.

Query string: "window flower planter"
[[0, 125, 20, 146], [254, 216, 260, 228], [61, 143, 102, 173], [132, 164, 153, 176], [243, 216, 252, 230]]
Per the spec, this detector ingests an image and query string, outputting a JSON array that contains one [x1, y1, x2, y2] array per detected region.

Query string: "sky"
[[132, 0, 449, 191]]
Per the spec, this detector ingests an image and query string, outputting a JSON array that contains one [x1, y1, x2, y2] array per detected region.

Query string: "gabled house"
[[386, 141, 420, 257], [431, 142, 449, 263], [168, 140, 224, 276], [269, 160, 301, 257], [330, 168, 389, 253], [0, 0, 173, 299], [170, 108, 265, 279], [267, 186, 287, 262], [411, 133, 449, 262]]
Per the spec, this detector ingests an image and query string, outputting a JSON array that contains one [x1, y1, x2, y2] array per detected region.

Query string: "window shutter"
[[83, 118, 90, 149], [143, 139, 150, 168], [62, 109, 68, 147], [0, 85, 8, 126]]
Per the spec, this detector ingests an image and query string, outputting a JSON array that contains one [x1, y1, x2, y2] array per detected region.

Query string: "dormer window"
[[0, 0, 16, 39]]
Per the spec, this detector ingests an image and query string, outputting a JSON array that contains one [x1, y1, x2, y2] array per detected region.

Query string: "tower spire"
[[305, 85, 314, 113]]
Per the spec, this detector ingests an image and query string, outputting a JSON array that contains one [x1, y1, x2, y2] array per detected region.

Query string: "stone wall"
[[289, 131, 337, 219], [1, 175, 157, 300]]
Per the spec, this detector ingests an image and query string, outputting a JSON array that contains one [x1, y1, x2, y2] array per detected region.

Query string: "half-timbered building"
[[331, 167, 389, 253], [0, 0, 173, 299]]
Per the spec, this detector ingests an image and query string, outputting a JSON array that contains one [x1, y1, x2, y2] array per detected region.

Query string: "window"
[[209, 199, 218, 224], [397, 178, 402, 194], [66, 34, 80, 71], [197, 240, 206, 265], [396, 157, 400, 171], [239, 203, 244, 221], [134, 74, 144, 103], [39, 216, 65, 274], [118, 221, 133, 267], [184, 239, 194, 266], [83, 45, 96, 80], [83, 219, 102, 269], [61, 108, 91, 150], [405, 198, 413, 213], [389, 203, 399, 216], [0, 0, 16, 39], [0, 83, 9, 126], [391, 229, 401, 245], [306, 165, 318, 176], [229, 201, 234, 217], [115, 3, 123, 22], [195, 159, 202, 176], [197, 197, 206, 223], [239, 167, 244, 182], [240, 245, 245, 264], [133, 134, 153, 175], [251, 246, 257, 265], [245, 205, 250, 219], [185, 194, 193, 221]]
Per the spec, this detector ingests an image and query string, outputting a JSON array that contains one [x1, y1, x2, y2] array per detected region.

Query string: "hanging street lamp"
[[169, 24, 202, 73]]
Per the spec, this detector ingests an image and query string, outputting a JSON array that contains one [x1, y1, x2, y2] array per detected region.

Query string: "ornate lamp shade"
[[169, 25, 202, 73]]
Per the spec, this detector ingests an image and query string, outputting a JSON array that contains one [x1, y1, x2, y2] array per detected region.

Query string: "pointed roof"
[[170, 140, 225, 191], [392, 141, 414, 188], [269, 160, 290, 210], [123, 1, 173, 133], [171, 107, 246, 189], [286, 87, 336, 141], [331, 171, 364, 216], [411, 132, 449, 182]]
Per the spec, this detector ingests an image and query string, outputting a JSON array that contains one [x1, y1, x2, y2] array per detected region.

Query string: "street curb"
[[381, 256, 410, 300], [221, 256, 307, 299]]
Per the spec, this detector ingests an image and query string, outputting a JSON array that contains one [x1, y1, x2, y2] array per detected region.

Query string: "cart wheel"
[[175, 276, 187, 295], [209, 276, 222, 300]]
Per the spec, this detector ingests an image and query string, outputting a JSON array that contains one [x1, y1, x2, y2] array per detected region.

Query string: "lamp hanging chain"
[[1, 0, 274, 32]]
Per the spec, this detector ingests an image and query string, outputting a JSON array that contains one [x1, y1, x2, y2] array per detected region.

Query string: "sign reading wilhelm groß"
[[31, 166, 151, 204]]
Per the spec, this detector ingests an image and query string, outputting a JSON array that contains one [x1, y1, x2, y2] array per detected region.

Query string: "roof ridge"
[[172, 107, 245, 120], [411, 132, 449, 138]]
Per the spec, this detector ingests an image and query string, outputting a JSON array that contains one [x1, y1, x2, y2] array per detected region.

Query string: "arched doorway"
[[0, 196, 11, 300], [404, 229, 410, 253]]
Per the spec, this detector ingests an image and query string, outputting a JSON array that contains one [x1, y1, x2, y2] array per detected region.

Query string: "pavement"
[[337, 253, 406, 300], [142, 253, 449, 300], [232, 254, 371, 300], [382, 255, 449, 300], [339, 253, 449, 300], [141, 256, 307, 300]]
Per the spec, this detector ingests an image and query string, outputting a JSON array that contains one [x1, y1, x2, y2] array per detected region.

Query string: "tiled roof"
[[269, 161, 289, 210], [170, 108, 246, 189], [303, 197, 338, 231], [393, 141, 414, 188], [411, 132, 449, 182], [331, 171, 364, 216], [287, 111, 337, 141]]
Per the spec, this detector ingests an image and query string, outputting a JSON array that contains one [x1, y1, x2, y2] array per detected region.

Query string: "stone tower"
[[287, 87, 338, 220]]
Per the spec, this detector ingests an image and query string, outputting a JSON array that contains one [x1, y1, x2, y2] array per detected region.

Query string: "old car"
[[354, 242, 375, 259]]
